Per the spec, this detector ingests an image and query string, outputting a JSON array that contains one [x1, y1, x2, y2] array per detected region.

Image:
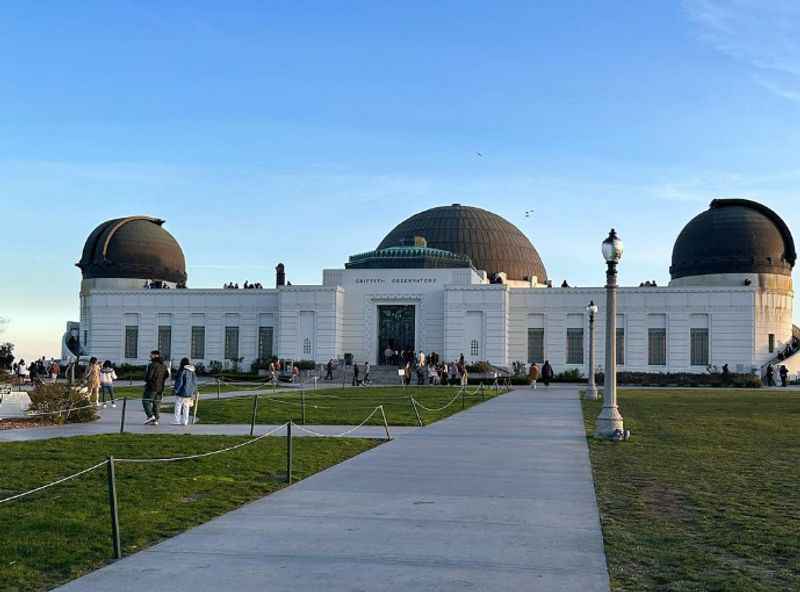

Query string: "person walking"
[[143, 350, 169, 425], [528, 362, 540, 389], [541, 360, 554, 387], [352, 362, 361, 387], [172, 357, 197, 426], [766, 363, 775, 387], [459, 363, 469, 387], [780, 364, 789, 387], [86, 357, 102, 407], [99, 361, 118, 408], [49, 360, 60, 384], [325, 359, 334, 380], [363, 361, 371, 385]]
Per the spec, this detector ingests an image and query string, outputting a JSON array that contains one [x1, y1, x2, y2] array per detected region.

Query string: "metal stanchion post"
[[249, 394, 259, 437], [217, 377, 221, 400], [379, 405, 391, 441], [192, 392, 199, 426], [119, 398, 127, 434], [106, 457, 122, 560], [409, 396, 423, 427], [461, 387, 465, 410], [301, 389, 306, 425], [286, 421, 293, 484]]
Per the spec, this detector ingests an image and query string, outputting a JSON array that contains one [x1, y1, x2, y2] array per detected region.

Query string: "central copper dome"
[[377, 204, 547, 282]]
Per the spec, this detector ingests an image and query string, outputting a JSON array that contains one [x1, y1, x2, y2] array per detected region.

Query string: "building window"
[[566, 328, 584, 365], [258, 327, 273, 360], [769, 334, 775, 353], [191, 326, 205, 359], [124, 326, 138, 359], [157, 325, 172, 360], [83, 330, 88, 349], [303, 337, 312, 355], [648, 328, 667, 366], [690, 328, 709, 366], [470, 339, 479, 357], [616, 328, 625, 366], [224, 326, 240, 360], [527, 328, 544, 364]]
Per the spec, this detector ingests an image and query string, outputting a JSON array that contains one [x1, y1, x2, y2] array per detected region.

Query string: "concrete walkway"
[[55, 385, 609, 591]]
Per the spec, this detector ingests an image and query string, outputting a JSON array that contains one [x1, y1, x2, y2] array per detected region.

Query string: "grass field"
[[181, 385, 502, 426], [0, 434, 378, 592], [582, 389, 800, 592], [113, 382, 270, 398]]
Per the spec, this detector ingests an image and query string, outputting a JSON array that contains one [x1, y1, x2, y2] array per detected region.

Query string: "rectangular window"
[[470, 339, 480, 357], [690, 328, 710, 366], [157, 325, 172, 360], [616, 328, 625, 366], [258, 326, 274, 360], [224, 326, 240, 360], [191, 326, 205, 359], [769, 333, 775, 353], [648, 328, 667, 366], [124, 326, 138, 359], [566, 328, 584, 365], [527, 328, 544, 364]]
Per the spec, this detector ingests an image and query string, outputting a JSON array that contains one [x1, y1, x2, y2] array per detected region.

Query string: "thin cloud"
[[684, 0, 800, 101]]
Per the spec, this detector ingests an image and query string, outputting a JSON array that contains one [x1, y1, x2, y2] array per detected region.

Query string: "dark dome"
[[377, 204, 547, 282], [77, 216, 187, 283], [670, 199, 796, 280]]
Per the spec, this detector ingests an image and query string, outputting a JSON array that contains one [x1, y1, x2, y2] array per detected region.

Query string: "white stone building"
[[69, 200, 798, 375]]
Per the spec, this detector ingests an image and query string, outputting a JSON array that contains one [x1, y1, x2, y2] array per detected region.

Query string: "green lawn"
[[112, 382, 270, 398], [183, 385, 501, 426], [0, 434, 378, 592], [582, 389, 800, 591]]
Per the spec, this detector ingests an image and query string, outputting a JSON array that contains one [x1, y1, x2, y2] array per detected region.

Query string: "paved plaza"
[[54, 385, 610, 592]]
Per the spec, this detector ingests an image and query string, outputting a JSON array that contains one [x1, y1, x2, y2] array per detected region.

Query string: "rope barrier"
[[292, 407, 383, 438], [114, 423, 289, 464], [0, 461, 108, 505], [410, 388, 466, 412]]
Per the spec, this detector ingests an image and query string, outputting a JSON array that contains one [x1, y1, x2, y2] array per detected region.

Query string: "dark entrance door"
[[377, 305, 415, 364]]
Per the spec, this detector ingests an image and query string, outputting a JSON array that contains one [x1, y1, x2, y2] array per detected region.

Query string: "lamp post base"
[[594, 406, 624, 438]]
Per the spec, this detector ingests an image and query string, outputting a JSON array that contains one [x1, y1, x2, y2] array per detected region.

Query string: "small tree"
[[0, 342, 14, 371]]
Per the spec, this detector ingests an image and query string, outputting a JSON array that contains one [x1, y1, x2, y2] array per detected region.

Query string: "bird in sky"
[[476, 152, 483, 157], [524, 210, 534, 218]]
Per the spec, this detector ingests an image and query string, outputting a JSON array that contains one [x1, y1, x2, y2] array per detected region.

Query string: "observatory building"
[[69, 200, 797, 375]]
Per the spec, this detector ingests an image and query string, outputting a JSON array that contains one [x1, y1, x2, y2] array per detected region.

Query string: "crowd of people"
[[223, 281, 265, 289], [11, 357, 61, 385]]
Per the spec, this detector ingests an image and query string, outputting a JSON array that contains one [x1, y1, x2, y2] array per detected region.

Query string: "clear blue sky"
[[2, 1, 799, 361]]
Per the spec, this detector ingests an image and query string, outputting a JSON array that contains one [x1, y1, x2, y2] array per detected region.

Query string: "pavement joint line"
[[138, 549, 607, 575]]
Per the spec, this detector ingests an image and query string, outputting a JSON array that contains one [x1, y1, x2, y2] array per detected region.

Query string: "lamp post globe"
[[586, 300, 599, 400], [595, 229, 625, 438]]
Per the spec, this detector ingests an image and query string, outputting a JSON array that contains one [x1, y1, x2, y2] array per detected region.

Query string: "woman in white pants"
[[172, 357, 198, 426]]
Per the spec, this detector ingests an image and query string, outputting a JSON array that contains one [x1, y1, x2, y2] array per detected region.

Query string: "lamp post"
[[586, 300, 599, 400], [595, 228, 624, 438]]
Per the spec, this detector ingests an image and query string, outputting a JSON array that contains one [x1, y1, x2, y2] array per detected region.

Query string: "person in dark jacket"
[[779, 365, 789, 387], [766, 363, 775, 387], [352, 362, 360, 386], [541, 360, 554, 387], [143, 350, 169, 425]]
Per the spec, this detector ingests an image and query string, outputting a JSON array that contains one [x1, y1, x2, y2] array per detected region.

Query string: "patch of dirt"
[[0, 418, 55, 430], [640, 482, 694, 522]]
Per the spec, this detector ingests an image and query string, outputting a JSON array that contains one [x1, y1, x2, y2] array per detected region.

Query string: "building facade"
[[71, 200, 797, 375]]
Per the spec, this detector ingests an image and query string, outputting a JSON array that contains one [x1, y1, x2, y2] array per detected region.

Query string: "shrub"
[[296, 360, 317, 371], [594, 371, 762, 388], [115, 364, 147, 380], [553, 368, 585, 383], [465, 361, 492, 374], [27, 383, 98, 424]]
